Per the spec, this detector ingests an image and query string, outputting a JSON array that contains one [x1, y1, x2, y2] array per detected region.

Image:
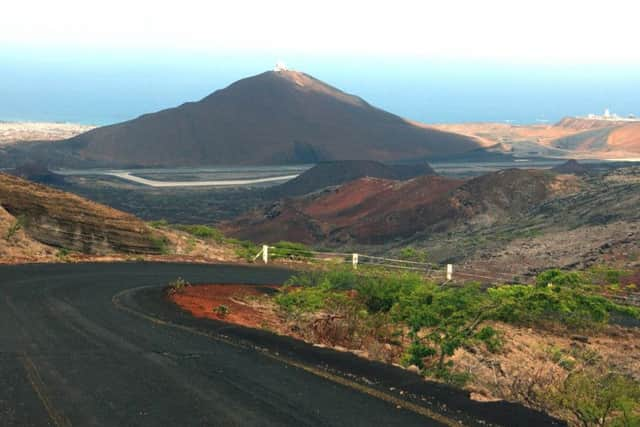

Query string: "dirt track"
[[0, 263, 562, 426]]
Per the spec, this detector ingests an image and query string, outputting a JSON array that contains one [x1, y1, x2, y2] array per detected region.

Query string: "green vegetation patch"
[[278, 267, 639, 376], [269, 241, 313, 260], [175, 224, 225, 242]]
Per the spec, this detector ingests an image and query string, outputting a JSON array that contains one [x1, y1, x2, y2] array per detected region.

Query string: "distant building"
[[580, 108, 640, 122], [274, 61, 288, 72]]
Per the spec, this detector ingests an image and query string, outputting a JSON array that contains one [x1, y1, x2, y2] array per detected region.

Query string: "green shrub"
[[355, 272, 423, 313], [56, 248, 70, 261], [270, 241, 313, 260], [5, 215, 26, 239], [545, 368, 640, 427], [394, 283, 494, 371], [402, 341, 436, 368], [286, 267, 361, 290], [475, 326, 503, 353], [536, 269, 583, 288], [215, 304, 230, 318], [229, 239, 260, 261], [276, 284, 341, 314], [399, 247, 429, 263], [278, 267, 640, 385], [488, 283, 639, 330], [149, 234, 171, 255], [286, 268, 424, 313], [176, 224, 225, 242], [167, 277, 190, 295]]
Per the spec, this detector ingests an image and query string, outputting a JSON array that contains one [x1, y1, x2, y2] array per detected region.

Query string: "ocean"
[[1, 48, 639, 126]]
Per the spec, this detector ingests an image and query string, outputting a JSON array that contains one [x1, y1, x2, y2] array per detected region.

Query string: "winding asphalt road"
[[0, 263, 562, 427]]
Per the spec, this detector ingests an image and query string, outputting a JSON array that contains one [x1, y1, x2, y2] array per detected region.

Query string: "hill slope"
[[0, 173, 237, 262], [551, 118, 640, 157], [267, 160, 436, 198], [0, 172, 166, 255], [8, 70, 481, 167], [224, 169, 581, 245]]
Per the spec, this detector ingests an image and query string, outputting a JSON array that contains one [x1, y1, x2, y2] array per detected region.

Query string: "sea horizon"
[[2, 48, 639, 127]]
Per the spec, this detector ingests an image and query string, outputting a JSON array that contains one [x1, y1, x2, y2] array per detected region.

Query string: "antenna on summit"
[[274, 61, 288, 72]]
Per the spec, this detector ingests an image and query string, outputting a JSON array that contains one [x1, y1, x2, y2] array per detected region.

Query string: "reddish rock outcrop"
[[0, 173, 165, 254], [225, 169, 581, 245]]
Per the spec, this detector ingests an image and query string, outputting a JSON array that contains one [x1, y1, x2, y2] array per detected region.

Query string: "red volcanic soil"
[[168, 284, 280, 329], [302, 177, 397, 226], [225, 175, 464, 244], [304, 176, 463, 230], [225, 169, 581, 245]]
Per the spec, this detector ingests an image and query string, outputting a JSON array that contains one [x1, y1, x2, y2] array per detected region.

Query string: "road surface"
[[102, 172, 299, 187], [0, 263, 561, 426]]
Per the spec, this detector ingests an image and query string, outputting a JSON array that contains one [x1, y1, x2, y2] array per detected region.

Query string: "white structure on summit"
[[584, 108, 640, 122], [274, 61, 288, 72]]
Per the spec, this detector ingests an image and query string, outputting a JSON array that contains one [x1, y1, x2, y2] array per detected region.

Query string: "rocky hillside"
[[551, 159, 589, 174], [267, 160, 436, 198], [0, 172, 166, 255], [224, 169, 580, 245], [0, 70, 481, 168]]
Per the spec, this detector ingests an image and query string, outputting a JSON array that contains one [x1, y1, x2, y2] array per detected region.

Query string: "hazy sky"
[[4, 0, 640, 63], [2, 0, 640, 124]]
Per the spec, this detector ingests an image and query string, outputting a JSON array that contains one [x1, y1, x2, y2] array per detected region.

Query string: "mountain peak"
[[30, 70, 482, 167]]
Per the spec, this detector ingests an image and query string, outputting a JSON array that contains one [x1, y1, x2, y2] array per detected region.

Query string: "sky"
[[2, 0, 640, 124]]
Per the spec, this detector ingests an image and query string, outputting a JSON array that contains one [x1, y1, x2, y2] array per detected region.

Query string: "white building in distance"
[[584, 109, 639, 122], [274, 61, 288, 72]]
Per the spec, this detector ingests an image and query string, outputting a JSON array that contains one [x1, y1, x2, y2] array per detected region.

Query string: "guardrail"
[[255, 244, 454, 282], [253, 246, 640, 306]]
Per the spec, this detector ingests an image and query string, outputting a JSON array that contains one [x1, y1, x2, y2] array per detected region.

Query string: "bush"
[[536, 269, 583, 288], [215, 304, 230, 318], [402, 341, 436, 368], [226, 239, 260, 262], [399, 247, 429, 263], [5, 215, 26, 239], [56, 248, 71, 261], [167, 277, 190, 295], [287, 268, 354, 289], [279, 267, 640, 387], [355, 271, 423, 313], [276, 283, 348, 314], [545, 368, 640, 427], [394, 282, 493, 371], [176, 224, 225, 242], [488, 283, 639, 330], [270, 241, 313, 260], [285, 268, 424, 313], [475, 326, 503, 353], [150, 235, 171, 255]]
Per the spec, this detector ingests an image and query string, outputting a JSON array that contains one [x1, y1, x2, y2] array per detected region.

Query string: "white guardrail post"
[[352, 253, 359, 270], [262, 244, 269, 264], [446, 264, 453, 281]]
